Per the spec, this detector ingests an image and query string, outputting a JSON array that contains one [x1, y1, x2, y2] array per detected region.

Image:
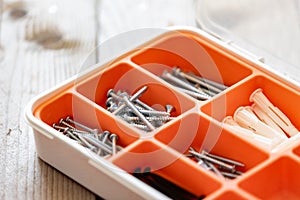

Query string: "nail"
[[204, 161, 225, 179], [172, 67, 222, 94], [201, 150, 245, 167], [65, 116, 101, 137], [175, 86, 211, 100], [109, 134, 118, 156], [220, 171, 240, 179], [186, 72, 228, 90], [189, 147, 235, 172], [81, 135, 112, 154], [161, 71, 203, 94]]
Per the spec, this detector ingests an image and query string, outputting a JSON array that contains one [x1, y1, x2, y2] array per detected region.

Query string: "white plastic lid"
[[195, 0, 300, 83]]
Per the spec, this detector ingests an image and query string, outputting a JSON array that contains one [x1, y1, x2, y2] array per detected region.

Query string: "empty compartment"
[[213, 190, 250, 200], [131, 33, 253, 87], [113, 140, 221, 198], [34, 92, 139, 149], [156, 114, 269, 179], [201, 75, 300, 131], [239, 156, 300, 199]]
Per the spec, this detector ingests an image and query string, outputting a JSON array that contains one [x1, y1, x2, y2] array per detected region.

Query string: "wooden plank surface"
[[0, 0, 299, 199]]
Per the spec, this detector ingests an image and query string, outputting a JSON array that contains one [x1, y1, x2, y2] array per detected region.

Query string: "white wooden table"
[[0, 0, 299, 199]]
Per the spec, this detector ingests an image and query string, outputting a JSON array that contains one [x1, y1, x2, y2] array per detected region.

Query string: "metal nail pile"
[[188, 147, 244, 180], [160, 67, 227, 100], [53, 116, 121, 157], [105, 86, 175, 132], [223, 89, 299, 148]]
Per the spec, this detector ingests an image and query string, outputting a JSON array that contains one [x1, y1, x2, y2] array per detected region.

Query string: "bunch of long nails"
[[188, 147, 244, 180], [160, 67, 227, 100], [53, 116, 122, 157], [223, 89, 299, 148], [105, 86, 175, 132]]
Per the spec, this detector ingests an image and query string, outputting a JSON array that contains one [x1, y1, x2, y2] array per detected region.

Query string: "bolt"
[[109, 134, 118, 156], [201, 150, 245, 167]]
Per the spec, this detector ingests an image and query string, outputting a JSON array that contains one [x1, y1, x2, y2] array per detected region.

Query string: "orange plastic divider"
[[239, 156, 300, 199], [132, 34, 253, 86], [212, 190, 249, 200]]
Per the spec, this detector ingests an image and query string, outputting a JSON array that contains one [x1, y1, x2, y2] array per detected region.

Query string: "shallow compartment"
[[131, 33, 253, 88], [239, 156, 300, 199], [34, 92, 139, 149], [156, 114, 269, 179], [112, 140, 222, 198], [201, 75, 300, 129], [76, 62, 196, 125]]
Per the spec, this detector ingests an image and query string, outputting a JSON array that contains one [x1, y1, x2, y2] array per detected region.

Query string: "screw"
[[123, 115, 175, 122], [172, 67, 222, 94], [165, 105, 175, 114], [201, 150, 245, 167], [113, 86, 149, 115], [122, 96, 155, 131], [109, 134, 118, 156], [138, 109, 170, 116]]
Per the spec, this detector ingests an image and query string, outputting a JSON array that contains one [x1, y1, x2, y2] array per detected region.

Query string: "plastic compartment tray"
[[25, 27, 300, 200]]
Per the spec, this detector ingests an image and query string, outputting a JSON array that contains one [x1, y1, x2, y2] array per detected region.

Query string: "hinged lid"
[[195, 0, 300, 83]]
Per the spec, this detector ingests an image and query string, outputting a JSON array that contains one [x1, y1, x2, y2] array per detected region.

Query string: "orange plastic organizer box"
[[25, 27, 300, 200]]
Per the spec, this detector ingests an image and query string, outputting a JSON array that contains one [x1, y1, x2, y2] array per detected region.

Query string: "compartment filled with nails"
[[161, 67, 227, 100], [105, 85, 175, 132], [53, 116, 122, 157]]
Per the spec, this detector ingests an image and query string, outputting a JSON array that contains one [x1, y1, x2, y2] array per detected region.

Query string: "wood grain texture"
[[1, 0, 300, 200]]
